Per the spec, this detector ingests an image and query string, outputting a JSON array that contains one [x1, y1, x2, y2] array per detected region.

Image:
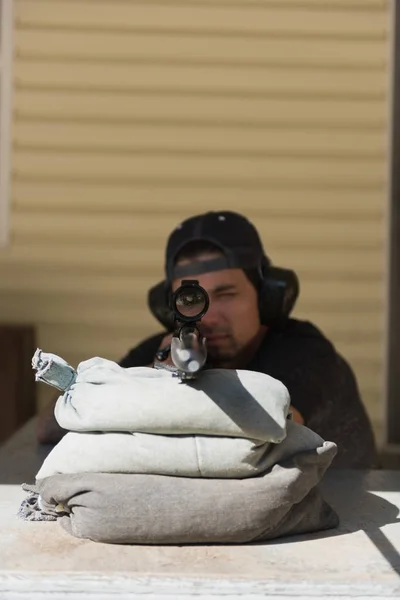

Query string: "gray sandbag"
[[36, 441, 338, 545]]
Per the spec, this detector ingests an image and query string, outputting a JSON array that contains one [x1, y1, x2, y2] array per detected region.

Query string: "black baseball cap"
[[165, 211, 269, 282]]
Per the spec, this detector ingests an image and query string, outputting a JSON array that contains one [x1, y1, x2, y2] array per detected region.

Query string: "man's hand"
[[290, 405, 304, 425], [153, 333, 174, 367]]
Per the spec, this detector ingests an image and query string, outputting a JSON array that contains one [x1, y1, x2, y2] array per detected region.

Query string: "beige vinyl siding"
[[0, 0, 390, 442]]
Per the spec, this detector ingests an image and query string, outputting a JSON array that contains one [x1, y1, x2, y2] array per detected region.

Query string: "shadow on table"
[[266, 469, 400, 577]]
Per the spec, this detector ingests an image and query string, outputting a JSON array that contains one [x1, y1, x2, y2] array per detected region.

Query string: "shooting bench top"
[[0, 419, 399, 600]]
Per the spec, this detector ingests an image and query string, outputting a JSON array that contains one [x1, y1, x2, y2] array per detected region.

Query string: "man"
[[37, 210, 379, 468]]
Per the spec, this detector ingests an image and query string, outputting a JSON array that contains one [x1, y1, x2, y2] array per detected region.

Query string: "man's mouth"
[[205, 334, 229, 343]]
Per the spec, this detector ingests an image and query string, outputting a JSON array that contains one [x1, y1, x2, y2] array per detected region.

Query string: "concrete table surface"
[[0, 419, 400, 599]]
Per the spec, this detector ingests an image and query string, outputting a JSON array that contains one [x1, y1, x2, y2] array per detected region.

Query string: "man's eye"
[[218, 292, 237, 298]]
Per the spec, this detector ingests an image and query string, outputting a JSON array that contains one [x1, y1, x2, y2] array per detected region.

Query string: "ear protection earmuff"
[[148, 256, 300, 330], [256, 257, 300, 327], [147, 280, 175, 332]]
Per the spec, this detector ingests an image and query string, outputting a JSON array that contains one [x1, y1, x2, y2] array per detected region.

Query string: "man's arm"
[[263, 330, 380, 469], [304, 353, 381, 469]]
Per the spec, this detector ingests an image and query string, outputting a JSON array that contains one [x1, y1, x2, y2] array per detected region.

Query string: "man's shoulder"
[[118, 331, 166, 368], [268, 317, 334, 349], [248, 317, 337, 374], [250, 317, 342, 373]]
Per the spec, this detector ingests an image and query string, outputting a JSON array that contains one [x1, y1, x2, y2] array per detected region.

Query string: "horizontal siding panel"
[[13, 151, 386, 185], [0, 246, 385, 275], [13, 121, 386, 158], [0, 264, 384, 305], [16, 0, 389, 13], [0, 264, 384, 304], [15, 2, 389, 38], [0, 291, 384, 343], [12, 182, 385, 217], [177, 1, 387, 7], [133, 1, 386, 7], [15, 61, 387, 98], [296, 281, 384, 306], [16, 30, 388, 67], [0, 295, 157, 334], [10, 213, 385, 248], [32, 325, 164, 360], [14, 91, 387, 128]]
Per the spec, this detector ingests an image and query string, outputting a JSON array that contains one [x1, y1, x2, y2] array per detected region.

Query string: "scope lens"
[[173, 283, 208, 320]]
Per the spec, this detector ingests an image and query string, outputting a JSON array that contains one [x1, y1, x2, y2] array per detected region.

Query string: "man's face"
[[171, 253, 264, 365]]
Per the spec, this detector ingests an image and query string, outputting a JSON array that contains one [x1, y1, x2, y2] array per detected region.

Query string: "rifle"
[[155, 279, 209, 381]]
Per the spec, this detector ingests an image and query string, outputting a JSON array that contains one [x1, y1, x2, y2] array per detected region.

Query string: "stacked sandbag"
[[22, 349, 338, 543]]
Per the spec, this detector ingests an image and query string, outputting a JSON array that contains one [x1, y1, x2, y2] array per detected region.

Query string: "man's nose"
[[200, 299, 221, 329]]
